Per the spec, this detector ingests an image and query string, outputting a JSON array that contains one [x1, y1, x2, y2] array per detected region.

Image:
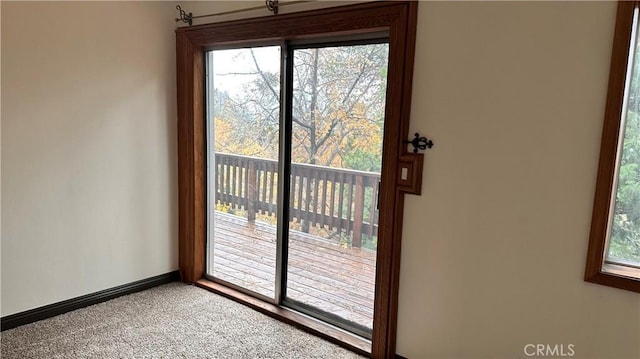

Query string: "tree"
[[290, 45, 388, 168], [611, 110, 640, 262], [610, 40, 640, 263], [212, 44, 389, 170]]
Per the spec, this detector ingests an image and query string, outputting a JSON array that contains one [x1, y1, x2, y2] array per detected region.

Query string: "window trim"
[[175, 2, 419, 357], [585, 0, 640, 293]]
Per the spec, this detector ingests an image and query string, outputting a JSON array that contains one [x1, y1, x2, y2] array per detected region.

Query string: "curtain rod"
[[175, 1, 313, 26]]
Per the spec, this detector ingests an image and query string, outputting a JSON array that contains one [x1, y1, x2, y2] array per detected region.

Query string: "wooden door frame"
[[176, 2, 419, 358]]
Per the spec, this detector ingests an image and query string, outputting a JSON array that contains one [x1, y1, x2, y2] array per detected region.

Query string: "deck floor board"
[[210, 212, 376, 329]]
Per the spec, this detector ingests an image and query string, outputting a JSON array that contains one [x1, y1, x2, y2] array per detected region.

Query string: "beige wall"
[[2, 1, 639, 358], [1, 2, 178, 316], [399, 1, 640, 358]]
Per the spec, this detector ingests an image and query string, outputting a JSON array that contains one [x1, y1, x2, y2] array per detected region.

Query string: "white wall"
[[2, 1, 639, 358], [1, 2, 178, 316], [398, 1, 640, 358]]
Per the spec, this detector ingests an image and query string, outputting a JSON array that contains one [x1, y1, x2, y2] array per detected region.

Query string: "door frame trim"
[[176, 2, 419, 357]]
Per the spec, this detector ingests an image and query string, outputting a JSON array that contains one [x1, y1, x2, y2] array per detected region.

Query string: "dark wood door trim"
[[177, 31, 205, 283], [176, 2, 419, 357]]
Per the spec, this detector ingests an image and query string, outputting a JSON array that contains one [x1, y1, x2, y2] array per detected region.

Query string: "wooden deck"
[[210, 211, 376, 329]]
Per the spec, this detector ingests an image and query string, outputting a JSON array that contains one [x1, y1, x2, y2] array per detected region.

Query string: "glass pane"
[[206, 46, 281, 298], [285, 43, 389, 335], [608, 17, 640, 267]]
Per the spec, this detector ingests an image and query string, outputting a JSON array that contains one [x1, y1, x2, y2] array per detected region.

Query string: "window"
[[586, 1, 640, 292], [176, 2, 419, 357]]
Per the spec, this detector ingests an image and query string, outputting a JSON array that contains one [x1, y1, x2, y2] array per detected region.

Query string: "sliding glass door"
[[205, 40, 389, 337], [206, 46, 281, 300], [283, 44, 388, 337]]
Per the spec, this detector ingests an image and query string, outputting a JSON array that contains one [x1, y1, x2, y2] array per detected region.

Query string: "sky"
[[208, 46, 281, 97]]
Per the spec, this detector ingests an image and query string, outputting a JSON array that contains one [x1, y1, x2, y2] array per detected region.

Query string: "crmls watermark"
[[524, 344, 575, 357]]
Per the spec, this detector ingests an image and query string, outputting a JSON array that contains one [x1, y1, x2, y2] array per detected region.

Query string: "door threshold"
[[195, 279, 371, 356]]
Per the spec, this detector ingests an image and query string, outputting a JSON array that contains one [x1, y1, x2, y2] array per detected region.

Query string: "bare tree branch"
[[316, 118, 340, 149], [250, 48, 280, 102], [292, 116, 312, 130]]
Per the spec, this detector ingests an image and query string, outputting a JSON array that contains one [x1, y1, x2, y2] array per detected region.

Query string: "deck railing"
[[213, 152, 380, 247]]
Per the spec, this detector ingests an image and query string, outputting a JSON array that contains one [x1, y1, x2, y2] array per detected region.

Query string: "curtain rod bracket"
[[175, 5, 193, 26], [266, 0, 279, 15]]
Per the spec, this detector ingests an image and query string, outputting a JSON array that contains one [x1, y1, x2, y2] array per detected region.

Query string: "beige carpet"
[[1, 282, 364, 358]]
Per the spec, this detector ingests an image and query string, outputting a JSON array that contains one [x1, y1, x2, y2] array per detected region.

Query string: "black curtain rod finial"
[[266, 0, 279, 15], [406, 133, 434, 153], [175, 5, 193, 26]]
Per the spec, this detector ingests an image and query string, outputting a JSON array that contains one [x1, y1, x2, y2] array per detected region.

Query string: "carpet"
[[1, 282, 365, 358]]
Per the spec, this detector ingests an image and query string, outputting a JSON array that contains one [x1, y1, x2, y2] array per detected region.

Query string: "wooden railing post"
[[353, 174, 364, 247], [247, 159, 257, 222]]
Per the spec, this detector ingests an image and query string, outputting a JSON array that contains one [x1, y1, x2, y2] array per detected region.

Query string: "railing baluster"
[[289, 165, 296, 222], [268, 162, 275, 216], [337, 172, 344, 236], [256, 161, 262, 214], [296, 166, 303, 224], [369, 178, 377, 238], [234, 158, 242, 209], [240, 159, 245, 209], [303, 168, 312, 232], [224, 159, 233, 206], [215, 154, 220, 206], [234, 157, 240, 209], [231, 157, 237, 209], [321, 170, 328, 229], [220, 155, 225, 206], [229, 159, 234, 207], [313, 169, 320, 228], [261, 161, 268, 215], [353, 174, 364, 247], [247, 158, 256, 221], [329, 171, 336, 231], [220, 156, 224, 206], [345, 174, 353, 242]]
